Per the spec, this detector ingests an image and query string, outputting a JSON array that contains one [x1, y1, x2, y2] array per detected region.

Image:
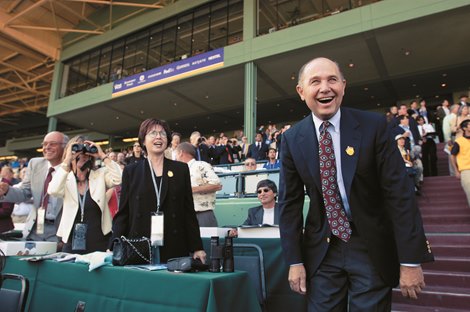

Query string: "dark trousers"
[[307, 229, 392, 312], [422, 139, 438, 176]]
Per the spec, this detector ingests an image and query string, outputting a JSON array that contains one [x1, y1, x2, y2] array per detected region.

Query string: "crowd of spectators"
[[1, 95, 469, 236]]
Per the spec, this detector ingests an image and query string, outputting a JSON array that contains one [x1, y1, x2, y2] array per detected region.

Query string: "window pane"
[[77, 54, 90, 92], [176, 13, 193, 60], [110, 40, 125, 81], [192, 6, 210, 55], [161, 20, 177, 64], [98, 45, 112, 85], [88, 49, 100, 88], [209, 0, 228, 50], [148, 24, 163, 69], [228, 0, 243, 45]]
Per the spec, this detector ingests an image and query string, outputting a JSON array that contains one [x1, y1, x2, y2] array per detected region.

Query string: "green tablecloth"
[[202, 237, 307, 312], [3, 257, 261, 312]]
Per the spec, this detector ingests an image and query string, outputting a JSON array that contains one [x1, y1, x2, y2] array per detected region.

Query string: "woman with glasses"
[[111, 118, 206, 264], [48, 135, 122, 254]]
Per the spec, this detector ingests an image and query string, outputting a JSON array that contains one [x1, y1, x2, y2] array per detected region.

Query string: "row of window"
[[62, 0, 379, 97]]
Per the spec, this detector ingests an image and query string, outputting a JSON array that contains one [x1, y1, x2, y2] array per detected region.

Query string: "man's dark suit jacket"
[[279, 107, 433, 287], [390, 115, 422, 145], [247, 142, 269, 160], [111, 158, 203, 262], [242, 203, 279, 226]]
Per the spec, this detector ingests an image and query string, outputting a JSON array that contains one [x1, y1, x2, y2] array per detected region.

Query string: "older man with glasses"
[[0, 131, 68, 242]]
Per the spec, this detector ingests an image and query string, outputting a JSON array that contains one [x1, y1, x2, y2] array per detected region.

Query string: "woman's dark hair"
[[138, 118, 172, 152]]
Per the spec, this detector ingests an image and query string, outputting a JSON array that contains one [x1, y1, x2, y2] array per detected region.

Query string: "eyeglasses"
[[245, 162, 256, 166], [146, 130, 167, 138], [133, 144, 141, 147], [257, 188, 271, 194], [41, 141, 64, 148]]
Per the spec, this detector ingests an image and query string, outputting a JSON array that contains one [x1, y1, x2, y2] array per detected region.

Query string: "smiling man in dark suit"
[[278, 57, 433, 311]]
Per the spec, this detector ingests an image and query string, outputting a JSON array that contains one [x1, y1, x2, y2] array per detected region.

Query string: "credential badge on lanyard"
[[149, 159, 164, 246]]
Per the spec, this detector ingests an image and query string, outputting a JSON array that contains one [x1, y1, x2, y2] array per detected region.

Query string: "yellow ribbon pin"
[[346, 146, 354, 156], [168, 170, 174, 177]]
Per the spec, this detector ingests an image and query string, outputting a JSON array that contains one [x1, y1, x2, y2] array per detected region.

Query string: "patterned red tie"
[[319, 121, 352, 242], [42, 167, 55, 209]]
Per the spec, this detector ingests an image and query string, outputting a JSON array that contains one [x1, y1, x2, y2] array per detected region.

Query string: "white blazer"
[[48, 160, 122, 244]]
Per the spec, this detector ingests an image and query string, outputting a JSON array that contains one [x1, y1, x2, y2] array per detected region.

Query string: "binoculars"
[[209, 236, 234, 273], [72, 143, 98, 154]]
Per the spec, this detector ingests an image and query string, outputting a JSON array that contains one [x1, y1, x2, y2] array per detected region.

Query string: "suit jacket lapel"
[[340, 109, 361, 199], [298, 117, 322, 193], [254, 207, 264, 224]]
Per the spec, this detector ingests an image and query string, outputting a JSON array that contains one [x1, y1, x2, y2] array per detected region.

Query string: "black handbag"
[[167, 257, 209, 273], [112, 236, 152, 266]]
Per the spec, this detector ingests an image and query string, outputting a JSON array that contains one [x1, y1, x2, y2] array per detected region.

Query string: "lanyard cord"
[[77, 181, 89, 223], [148, 158, 163, 213]]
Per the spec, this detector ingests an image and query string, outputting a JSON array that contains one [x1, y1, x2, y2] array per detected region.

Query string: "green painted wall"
[[48, 0, 470, 117]]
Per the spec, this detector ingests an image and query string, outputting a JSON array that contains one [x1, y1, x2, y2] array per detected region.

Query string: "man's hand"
[[399, 265, 425, 299], [0, 182, 9, 196], [288, 264, 307, 295]]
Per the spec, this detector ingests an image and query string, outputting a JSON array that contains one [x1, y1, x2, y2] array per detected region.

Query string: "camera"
[[208, 235, 234, 273], [72, 143, 98, 154]]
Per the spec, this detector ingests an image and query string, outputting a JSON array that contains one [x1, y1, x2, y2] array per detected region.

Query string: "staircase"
[[392, 143, 470, 311]]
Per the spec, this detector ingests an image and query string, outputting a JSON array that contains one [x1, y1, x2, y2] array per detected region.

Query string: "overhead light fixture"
[[95, 140, 109, 146], [348, 62, 355, 68], [412, 84, 416, 87], [404, 50, 411, 56], [290, 72, 296, 80], [122, 137, 138, 143], [442, 73, 447, 77], [441, 83, 447, 87], [115, 116, 120, 120], [363, 87, 369, 91]]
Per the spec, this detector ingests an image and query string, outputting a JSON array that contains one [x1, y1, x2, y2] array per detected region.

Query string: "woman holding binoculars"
[[48, 135, 122, 254]]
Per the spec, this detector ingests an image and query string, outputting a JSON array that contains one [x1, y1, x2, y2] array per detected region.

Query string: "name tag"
[[151, 212, 164, 246], [36, 207, 45, 234]]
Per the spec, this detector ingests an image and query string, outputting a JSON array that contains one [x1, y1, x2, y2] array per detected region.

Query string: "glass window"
[[66, 58, 80, 96], [77, 54, 90, 92], [148, 24, 163, 69], [209, 0, 228, 50], [161, 20, 177, 64], [192, 6, 210, 55], [98, 45, 112, 85], [228, 0, 243, 45], [175, 13, 193, 60], [110, 40, 125, 81], [88, 49, 100, 88]]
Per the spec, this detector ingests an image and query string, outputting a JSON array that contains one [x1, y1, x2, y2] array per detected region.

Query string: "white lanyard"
[[148, 159, 163, 213], [77, 181, 89, 223]]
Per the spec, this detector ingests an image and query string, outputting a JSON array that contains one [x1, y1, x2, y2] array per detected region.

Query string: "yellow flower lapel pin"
[[346, 146, 354, 156], [168, 170, 174, 177]]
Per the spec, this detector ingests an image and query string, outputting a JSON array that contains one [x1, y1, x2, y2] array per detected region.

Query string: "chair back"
[[0, 273, 29, 312], [233, 243, 266, 309]]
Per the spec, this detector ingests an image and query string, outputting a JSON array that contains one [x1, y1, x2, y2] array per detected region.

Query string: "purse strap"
[[121, 236, 152, 263]]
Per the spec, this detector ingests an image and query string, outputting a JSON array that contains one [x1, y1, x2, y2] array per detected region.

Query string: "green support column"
[[244, 62, 257, 144], [47, 117, 58, 133], [243, 0, 256, 40]]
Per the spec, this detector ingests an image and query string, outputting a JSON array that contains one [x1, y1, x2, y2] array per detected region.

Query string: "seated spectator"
[[242, 179, 279, 226], [263, 148, 280, 170], [229, 179, 279, 236], [243, 157, 258, 171]]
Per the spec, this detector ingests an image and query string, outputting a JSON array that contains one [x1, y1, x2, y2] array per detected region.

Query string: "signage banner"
[[112, 48, 224, 97]]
